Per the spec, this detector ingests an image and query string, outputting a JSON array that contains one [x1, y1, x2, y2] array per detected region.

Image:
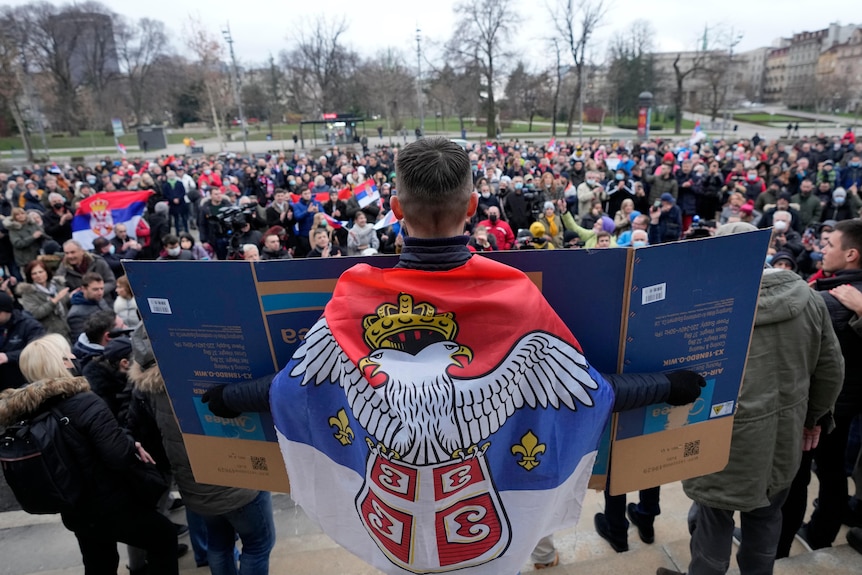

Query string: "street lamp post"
[[416, 27, 424, 136], [222, 23, 248, 154]]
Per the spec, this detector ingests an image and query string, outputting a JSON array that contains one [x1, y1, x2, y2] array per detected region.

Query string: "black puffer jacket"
[[0, 377, 140, 517], [816, 269, 862, 418]]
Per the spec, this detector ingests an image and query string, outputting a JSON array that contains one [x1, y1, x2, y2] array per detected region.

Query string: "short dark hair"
[[835, 219, 862, 254], [81, 271, 104, 286], [395, 138, 473, 227], [596, 231, 612, 241], [92, 237, 109, 250], [162, 234, 179, 246], [84, 310, 116, 343]]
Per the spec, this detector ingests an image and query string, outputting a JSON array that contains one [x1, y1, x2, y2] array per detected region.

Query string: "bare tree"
[[0, 8, 35, 160], [448, 0, 515, 139], [116, 17, 168, 125], [671, 51, 707, 135], [185, 17, 226, 146], [554, 0, 607, 138], [504, 62, 550, 132], [281, 17, 357, 117]]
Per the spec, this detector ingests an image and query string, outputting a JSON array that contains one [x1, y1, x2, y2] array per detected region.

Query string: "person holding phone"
[[648, 194, 683, 244]]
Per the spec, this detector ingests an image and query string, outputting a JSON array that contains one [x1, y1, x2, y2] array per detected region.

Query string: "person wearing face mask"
[[157, 235, 194, 261], [577, 171, 607, 222], [91, 237, 125, 279], [478, 206, 515, 250], [476, 183, 501, 223], [606, 168, 635, 224], [161, 170, 189, 234], [759, 192, 802, 233], [841, 155, 862, 191], [767, 211, 804, 258], [42, 192, 74, 244], [822, 187, 861, 223]]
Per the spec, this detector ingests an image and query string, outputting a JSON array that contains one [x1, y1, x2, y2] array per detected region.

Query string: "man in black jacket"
[[780, 218, 862, 553], [0, 292, 45, 390]]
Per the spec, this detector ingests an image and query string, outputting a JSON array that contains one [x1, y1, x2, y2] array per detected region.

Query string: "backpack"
[[0, 406, 84, 515]]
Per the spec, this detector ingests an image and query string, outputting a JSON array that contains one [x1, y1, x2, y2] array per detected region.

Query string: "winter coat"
[[66, 291, 111, 342], [791, 192, 823, 228], [128, 360, 260, 516], [0, 309, 46, 390], [15, 278, 70, 340], [83, 357, 134, 424], [56, 252, 116, 295], [0, 377, 142, 517], [347, 223, 380, 255], [816, 269, 862, 419], [114, 296, 140, 328], [683, 270, 844, 512], [643, 173, 678, 204], [4, 216, 44, 268]]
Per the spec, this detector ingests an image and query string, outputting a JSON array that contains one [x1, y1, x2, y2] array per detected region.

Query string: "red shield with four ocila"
[[355, 450, 511, 573]]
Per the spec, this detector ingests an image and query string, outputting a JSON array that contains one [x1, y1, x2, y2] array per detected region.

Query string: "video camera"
[[214, 205, 256, 234]]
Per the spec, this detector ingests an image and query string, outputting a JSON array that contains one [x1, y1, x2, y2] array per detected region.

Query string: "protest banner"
[[125, 229, 770, 494]]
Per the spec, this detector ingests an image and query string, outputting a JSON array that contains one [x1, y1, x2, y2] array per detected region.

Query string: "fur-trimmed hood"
[[2, 216, 26, 231], [128, 360, 166, 395], [15, 276, 66, 297], [0, 377, 90, 426]]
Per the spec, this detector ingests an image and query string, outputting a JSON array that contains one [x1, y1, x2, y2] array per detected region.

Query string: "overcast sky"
[[5, 0, 860, 68]]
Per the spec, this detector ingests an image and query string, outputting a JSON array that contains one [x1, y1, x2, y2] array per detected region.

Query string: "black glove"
[[665, 371, 706, 406], [201, 385, 241, 418]]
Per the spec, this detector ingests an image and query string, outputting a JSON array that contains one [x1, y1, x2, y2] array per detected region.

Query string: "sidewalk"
[[2, 475, 856, 575]]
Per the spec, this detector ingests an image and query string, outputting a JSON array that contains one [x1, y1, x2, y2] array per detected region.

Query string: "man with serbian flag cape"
[[271, 257, 615, 574]]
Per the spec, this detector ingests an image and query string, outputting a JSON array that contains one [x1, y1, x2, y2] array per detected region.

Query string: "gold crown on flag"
[[89, 198, 110, 214], [362, 293, 459, 351]]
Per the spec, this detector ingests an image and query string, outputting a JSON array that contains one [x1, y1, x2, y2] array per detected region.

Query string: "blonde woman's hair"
[[19, 334, 73, 382]]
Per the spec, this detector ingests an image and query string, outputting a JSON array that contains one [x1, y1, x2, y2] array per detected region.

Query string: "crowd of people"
[[1, 127, 862, 574]]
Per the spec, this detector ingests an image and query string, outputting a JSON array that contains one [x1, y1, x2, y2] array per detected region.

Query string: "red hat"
[[662, 152, 675, 165], [739, 201, 754, 215]]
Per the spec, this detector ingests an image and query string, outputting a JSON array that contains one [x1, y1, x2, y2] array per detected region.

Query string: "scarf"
[[547, 216, 558, 238]]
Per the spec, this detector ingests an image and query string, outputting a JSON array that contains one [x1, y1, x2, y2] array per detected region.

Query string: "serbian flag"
[[290, 188, 353, 204], [270, 256, 614, 575], [72, 191, 153, 250], [353, 180, 380, 209], [116, 138, 127, 156], [321, 212, 348, 229], [547, 137, 556, 152], [372, 209, 398, 230], [690, 120, 706, 146]]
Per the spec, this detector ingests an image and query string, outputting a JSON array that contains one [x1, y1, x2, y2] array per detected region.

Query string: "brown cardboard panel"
[[183, 434, 291, 493], [607, 416, 734, 496], [588, 474, 607, 491]]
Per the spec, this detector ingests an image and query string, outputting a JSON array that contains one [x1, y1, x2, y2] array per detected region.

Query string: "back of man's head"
[[395, 138, 472, 226], [84, 310, 117, 346]]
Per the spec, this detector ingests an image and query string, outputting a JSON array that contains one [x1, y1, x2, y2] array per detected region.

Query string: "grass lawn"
[[0, 130, 216, 152], [734, 113, 806, 124]]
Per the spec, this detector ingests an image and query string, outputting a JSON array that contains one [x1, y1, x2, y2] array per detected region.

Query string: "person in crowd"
[[5, 208, 45, 272], [346, 211, 379, 256], [128, 324, 275, 574], [0, 333, 180, 575], [72, 310, 125, 371], [66, 272, 111, 341], [242, 244, 260, 262], [613, 198, 637, 237], [467, 225, 496, 252], [114, 275, 140, 329], [658, 222, 844, 575], [56, 240, 116, 296], [42, 192, 74, 245], [91, 237, 125, 279], [767, 211, 804, 258], [779, 219, 862, 554], [822, 187, 862, 223], [578, 172, 607, 224], [161, 170, 189, 234], [157, 235, 194, 261], [306, 227, 344, 258], [791, 179, 823, 229], [259, 233, 290, 261], [15, 259, 71, 341], [644, 158, 679, 204], [478, 205, 515, 250], [759, 192, 802, 232], [0, 290, 45, 390], [293, 186, 324, 257], [536, 201, 566, 248], [648, 193, 682, 245], [110, 223, 142, 261], [178, 232, 210, 261]]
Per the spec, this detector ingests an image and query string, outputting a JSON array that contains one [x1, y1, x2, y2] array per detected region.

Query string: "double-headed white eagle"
[[291, 317, 600, 465]]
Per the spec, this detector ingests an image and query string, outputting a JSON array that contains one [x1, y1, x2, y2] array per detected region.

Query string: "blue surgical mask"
[[632, 240, 647, 247], [615, 173, 624, 181], [108, 244, 116, 255], [514, 182, 523, 190], [765, 254, 774, 265], [834, 197, 846, 205], [810, 252, 824, 261]]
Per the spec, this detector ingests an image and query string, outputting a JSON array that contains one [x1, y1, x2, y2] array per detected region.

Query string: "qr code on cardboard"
[[250, 456, 268, 471], [684, 440, 701, 458]]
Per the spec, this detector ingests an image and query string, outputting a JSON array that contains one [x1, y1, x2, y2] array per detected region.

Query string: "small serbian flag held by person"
[[321, 212, 349, 229], [353, 180, 380, 209], [116, 139, 127, 156], [72, 191, 153, 249], [372, 209, 398, 230]]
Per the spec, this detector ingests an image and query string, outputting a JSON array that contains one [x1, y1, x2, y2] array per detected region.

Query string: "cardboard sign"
[[125, 230, 770, 495]]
